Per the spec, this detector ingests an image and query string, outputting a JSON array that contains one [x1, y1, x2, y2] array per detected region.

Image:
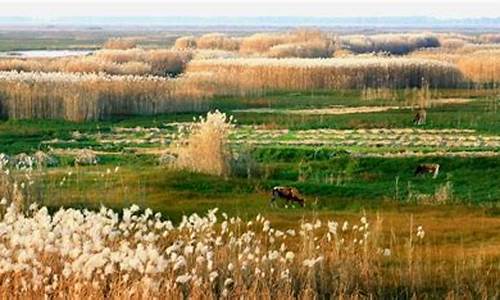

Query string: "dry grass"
[[103, 37, 137, 50], [410, 44, 500, 84], [0, 71, 210, 121], [187, 57, 463, 95], [172, 110, 234, 177], [196, 33, 241, 51], [240, 29, 336, 58], [479, 33, 500, 44], [456, 49, 500, 83], [174, 35, 198, 49], [0, 49, 192, 77], [267, 41, 335, 58]]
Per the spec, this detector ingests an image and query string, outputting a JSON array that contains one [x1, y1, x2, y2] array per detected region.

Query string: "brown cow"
[[413, 109, 427, 125], [415, 163, 440, 178], [271, 186, 305, 207]]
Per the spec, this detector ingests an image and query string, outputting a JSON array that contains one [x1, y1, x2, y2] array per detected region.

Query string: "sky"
[[1, 1, 499, 18]]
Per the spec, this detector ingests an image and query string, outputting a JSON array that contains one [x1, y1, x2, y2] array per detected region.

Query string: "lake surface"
[[0, 50, 93, 58]]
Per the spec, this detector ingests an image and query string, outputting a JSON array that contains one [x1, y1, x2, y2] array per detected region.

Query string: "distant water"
[[0, 50, 93, 58]]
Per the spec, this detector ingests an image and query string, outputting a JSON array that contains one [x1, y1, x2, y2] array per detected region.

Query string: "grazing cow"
[[415, 163, 440, 178], [271, 186, 305, 207], [413, 109, 427, 125]]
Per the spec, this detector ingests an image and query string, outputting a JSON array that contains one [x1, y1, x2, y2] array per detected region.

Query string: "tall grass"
[[412, 47, 500, 84], [0, 71, 210, 121], [456, 49, 500, 84], [267, 41, 335, 58], [174, 35, 197, 49], [479, 33, 500, 44], [196, 33, 241, 51], [103, 37, 137, 50], [187, 57, 463, 95], [172, 110, 234, 177], [240, 29, 336, 58]]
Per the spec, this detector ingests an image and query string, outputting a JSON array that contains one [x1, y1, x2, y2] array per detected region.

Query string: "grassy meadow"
[[0, 29, 499, 298]]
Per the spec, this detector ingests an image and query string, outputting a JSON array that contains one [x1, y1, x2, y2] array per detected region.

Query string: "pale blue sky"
[[1, 1, 499, 18]]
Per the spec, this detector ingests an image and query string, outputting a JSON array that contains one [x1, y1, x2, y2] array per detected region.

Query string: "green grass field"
[[1, 90, 498, 216]]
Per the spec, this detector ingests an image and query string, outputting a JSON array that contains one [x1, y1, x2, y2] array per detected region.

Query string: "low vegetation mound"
[[103, 37, 137, 50], [0, 49, 192, 77], [196, 33, 241, 51], [341, 33, 440, 55]]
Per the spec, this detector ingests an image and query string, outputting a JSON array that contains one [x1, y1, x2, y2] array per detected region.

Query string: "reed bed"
[[196, 33, 241, 51], [187, 57, 463, 95], [0, 71, 210, 121], [239, 29, 333, 55], [479, 33, 500, 44], [174, 35, 197, 49], [103, 37, 137, 50], [456, 49, 500, 83], [412, 47, 500, 83], [0, 49, 192, 77], [340, 33, 440, 55], [174, 29, 336, 58]]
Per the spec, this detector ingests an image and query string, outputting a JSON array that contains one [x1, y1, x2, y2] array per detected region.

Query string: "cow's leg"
[[433, 165, 439, 178], [270, 191, 278, 207]]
